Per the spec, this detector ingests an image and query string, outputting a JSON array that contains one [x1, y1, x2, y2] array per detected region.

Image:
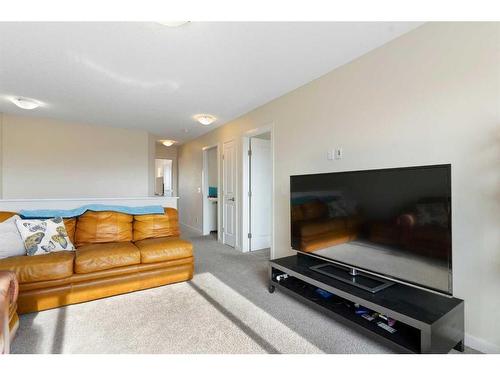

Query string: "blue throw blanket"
[[20, 204, 165, 219]]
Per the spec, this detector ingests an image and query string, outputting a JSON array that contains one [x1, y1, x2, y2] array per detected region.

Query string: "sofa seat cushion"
[[300, 229, 358, 253], [294, 218, 347, 238], [135, 237, 193, 264], [75, 242, 140, 274], [0, 251, 74, 283]]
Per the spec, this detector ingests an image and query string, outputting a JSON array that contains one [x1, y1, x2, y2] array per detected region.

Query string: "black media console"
[[269, 254, 464, 353]]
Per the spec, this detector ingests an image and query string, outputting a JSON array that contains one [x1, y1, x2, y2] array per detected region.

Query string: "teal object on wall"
[[208, 186, 218, 197]]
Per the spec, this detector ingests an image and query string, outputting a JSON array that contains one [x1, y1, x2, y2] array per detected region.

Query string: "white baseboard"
[[465, 333, 500, 354], [180, 222, 202, 234]]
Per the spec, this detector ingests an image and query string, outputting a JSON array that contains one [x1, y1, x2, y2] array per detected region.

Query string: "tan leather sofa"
[[291, 200, 362, 252], [0, 208, 193, 315]]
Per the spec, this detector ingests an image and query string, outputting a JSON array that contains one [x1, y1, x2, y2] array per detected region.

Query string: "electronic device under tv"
[[290, 164, 452, 294]]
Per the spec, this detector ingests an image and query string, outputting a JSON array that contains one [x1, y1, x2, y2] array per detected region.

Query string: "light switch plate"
[[335, 147, 343, 160]]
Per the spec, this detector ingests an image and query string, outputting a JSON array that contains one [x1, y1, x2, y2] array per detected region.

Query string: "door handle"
[[228, 197, 235, 202]]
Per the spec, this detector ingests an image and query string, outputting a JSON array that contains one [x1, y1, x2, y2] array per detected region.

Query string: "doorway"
[[202, 145, 220, 240], [154, 159, 173, 196], [242, 129, 273, 253]]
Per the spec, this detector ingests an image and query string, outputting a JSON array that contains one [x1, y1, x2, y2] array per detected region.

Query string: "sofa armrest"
[[0, 271, 18, 354], [397, 213, 417, 228]]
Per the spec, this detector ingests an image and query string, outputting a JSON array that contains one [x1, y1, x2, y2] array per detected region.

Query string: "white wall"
[[178, 23, 500, 352], [1, 114, 150, 198]]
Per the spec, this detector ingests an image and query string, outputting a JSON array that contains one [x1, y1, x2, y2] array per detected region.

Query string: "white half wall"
[[178, 23, 500, 352], [0, 196, 178, 212]]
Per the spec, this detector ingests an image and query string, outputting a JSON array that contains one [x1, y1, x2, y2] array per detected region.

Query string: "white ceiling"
[[0, 22, 422, 143]]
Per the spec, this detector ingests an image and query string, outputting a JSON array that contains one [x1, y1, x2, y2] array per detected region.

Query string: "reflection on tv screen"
[[290, 165, 452, 294]]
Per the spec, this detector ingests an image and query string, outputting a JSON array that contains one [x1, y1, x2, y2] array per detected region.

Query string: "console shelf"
[[269, 254, 464, 354]]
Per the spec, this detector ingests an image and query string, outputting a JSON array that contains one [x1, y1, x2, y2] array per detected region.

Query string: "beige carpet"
[[12, 272, 323, 354]]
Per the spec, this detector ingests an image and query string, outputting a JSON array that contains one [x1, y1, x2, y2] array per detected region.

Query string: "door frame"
[[202, 143, 222, 241], [241, 123, 275, 257]]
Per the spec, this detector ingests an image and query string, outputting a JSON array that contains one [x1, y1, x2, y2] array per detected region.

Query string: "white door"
[[249, 137, 271, 250], [223, 140, 236, 247]]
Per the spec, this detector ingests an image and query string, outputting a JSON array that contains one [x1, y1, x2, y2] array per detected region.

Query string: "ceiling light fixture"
[[10, 96, 41, 110], [158, 21, 190, 27], [162, 140, 176, 147], [194, 114, 216, 126]]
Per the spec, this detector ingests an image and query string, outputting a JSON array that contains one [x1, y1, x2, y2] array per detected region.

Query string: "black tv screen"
[[290, 164, 452, 294]]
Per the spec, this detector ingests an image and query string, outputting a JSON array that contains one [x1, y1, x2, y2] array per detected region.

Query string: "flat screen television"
[[290, 164, 452, 294]]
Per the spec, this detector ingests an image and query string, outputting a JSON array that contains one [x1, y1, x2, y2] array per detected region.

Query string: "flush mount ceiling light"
[[158, 21, 190, 27], [194, 114, 216, 126], [162, 140, 176, 147], [10, 96, 41, 110]]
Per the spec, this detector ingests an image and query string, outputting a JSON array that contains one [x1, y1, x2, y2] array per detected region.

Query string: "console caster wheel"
[[268, 284, 276, 293]]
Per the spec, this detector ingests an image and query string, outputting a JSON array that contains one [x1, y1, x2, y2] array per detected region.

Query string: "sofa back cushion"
[[0, 212, 17, 223], [75, 211, 133, 246], [301, 200, 328, 221], [290, 205, 304, 223], [63, 218, 76, 245], [133, 208, 180, 242]]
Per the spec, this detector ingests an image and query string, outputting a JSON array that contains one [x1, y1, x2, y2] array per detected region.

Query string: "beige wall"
[[1, 114, 150, 198], [0, 113, 3, 198], [178, 23, 500, 352]]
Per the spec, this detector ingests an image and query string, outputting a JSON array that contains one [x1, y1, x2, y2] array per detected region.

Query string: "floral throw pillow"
[[16, 217, 75, 256]]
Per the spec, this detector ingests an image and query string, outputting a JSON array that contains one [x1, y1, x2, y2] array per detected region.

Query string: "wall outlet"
[[195, 217, 199, 223], [335, 147, 343, 160], [327, 150, 334, 160]]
